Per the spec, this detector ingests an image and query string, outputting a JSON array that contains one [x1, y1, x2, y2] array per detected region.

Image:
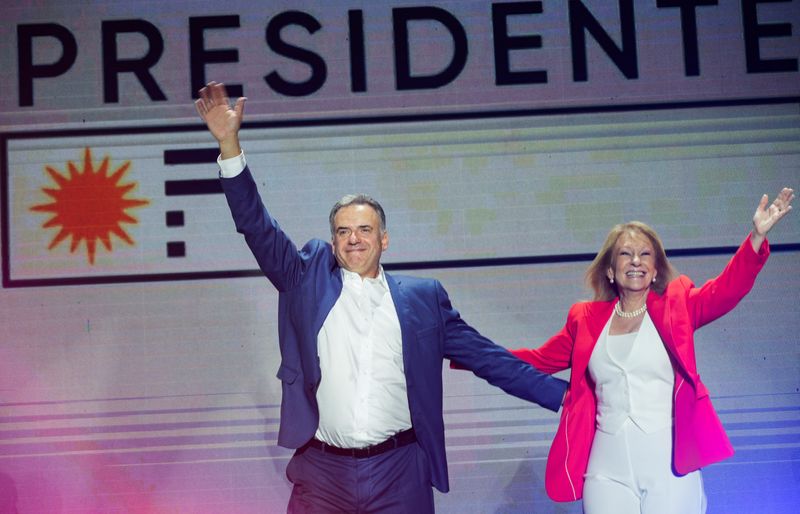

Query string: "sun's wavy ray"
[[123, 198, 148, 207], [97, 155, 110, 176], [49, 228, 70, 249], [42, 217, 62, 228], [68, 161, 80, 178], [39, 188, 60, 201], [83, 147, 93, 172], [119, 213, 138, 224], [69, 234, 82, 252], [109, 161, 130, 182], [31, 200, 56, 213], [85, 239, 97, 263], [99, 232, 113, 251], [111, 225, 134, 244], [45, 166, 68, 187], [30, 147, 150, 265], [115, 185, 134, 198]]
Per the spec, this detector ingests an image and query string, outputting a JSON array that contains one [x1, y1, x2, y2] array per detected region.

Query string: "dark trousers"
[[286, 442, 435, 514]]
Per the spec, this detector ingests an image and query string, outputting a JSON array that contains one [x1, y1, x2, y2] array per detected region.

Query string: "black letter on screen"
[[189, 16, 243, 99], [349, 10, 367, 93], [569, 0, 638, 81], [17, 24, 77, 107], [493, 1, 547, 85], [102, 19, 167, 103], [265, 11, 327, 97], [656, 0, 718, 76], [742, 0, 798, 73], [394, 6, 468, 90]]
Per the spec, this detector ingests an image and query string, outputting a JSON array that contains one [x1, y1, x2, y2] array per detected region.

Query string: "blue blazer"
[[221, 167, 567, 492]]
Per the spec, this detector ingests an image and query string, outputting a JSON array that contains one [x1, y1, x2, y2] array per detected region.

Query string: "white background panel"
[[1, 1, 798, 513]]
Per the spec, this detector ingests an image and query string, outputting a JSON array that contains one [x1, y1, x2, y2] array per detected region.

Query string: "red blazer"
[[511, 235, 769, 502]]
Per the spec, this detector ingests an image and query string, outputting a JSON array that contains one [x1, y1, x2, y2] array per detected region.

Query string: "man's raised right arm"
[[195, 82, 307, 290]]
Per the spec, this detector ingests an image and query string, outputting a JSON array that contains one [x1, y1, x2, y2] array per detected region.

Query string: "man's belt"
[[303, 428, 416, 458]]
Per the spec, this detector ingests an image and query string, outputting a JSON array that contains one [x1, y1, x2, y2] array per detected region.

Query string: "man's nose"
[[348, 232, 359, 244]]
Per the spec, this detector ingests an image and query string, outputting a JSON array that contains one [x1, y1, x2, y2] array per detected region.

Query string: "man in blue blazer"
[[196, 82, 567, 513]]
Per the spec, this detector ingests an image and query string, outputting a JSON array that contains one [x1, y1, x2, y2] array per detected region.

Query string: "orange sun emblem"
[[30, 147, 150, 265]]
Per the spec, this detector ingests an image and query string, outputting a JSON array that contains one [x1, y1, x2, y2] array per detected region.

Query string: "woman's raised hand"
[[751, 187, 794, 250]]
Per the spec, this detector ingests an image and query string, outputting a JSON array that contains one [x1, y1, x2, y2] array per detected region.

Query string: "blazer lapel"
[[311, 264, 343, 345], [386, 274, 415, 374], [646, 289, 681, 370], [571, 301, 614, 384]]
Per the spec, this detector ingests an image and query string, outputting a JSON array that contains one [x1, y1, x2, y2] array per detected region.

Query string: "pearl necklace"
[[614, 301, 647, 318]]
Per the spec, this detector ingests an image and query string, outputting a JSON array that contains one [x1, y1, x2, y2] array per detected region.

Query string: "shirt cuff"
[[218, 151, 247, 178]]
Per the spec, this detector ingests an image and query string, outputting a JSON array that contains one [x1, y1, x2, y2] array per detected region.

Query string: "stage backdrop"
[[1, 1, 799, 512]]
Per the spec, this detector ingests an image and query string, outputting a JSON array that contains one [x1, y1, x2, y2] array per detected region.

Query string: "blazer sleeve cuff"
[[744, 232, 770, 263]]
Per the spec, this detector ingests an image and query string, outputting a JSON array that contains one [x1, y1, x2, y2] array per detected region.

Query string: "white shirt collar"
[[341, 266, 388, 290]]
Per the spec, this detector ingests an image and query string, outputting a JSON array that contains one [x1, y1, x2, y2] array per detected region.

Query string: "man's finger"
[[210, 82, 228, 105], [194, 99, 207, 119], [234, 97, 247, 119]]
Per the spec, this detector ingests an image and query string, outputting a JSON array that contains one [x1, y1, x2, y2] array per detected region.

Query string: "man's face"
[[331, 204, 388, 279]]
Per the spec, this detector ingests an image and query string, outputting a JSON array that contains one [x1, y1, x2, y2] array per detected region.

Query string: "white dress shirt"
[[315, 267, 411, 448], [217, 152, 411, 448]]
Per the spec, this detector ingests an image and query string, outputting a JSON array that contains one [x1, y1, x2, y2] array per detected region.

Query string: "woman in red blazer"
[[511, 188, 794, 513]]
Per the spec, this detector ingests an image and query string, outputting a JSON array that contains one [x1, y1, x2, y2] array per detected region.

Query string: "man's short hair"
[[328, 194, 387, 236]]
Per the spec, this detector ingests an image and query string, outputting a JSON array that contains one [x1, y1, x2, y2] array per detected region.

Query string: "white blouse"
[[588, 313, 675, 435]]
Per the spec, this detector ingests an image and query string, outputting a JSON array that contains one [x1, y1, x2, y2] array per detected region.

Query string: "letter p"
[[17, 23, 77, 107]]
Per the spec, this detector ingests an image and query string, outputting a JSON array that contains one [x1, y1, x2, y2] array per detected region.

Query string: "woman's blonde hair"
[[585, 221, 677, 301]]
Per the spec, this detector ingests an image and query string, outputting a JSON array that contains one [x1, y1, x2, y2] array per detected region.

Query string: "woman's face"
[[607, 231, 658, 295]]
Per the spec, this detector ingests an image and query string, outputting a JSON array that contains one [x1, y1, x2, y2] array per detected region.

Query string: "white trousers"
[[583, 420, 707, 514]]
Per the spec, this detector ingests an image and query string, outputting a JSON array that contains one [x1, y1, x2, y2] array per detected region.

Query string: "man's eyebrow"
[[336, 223, 375, 231]]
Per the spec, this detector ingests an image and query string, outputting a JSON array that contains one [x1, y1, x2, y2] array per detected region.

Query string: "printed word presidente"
[[15, 0, 799, 107]]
